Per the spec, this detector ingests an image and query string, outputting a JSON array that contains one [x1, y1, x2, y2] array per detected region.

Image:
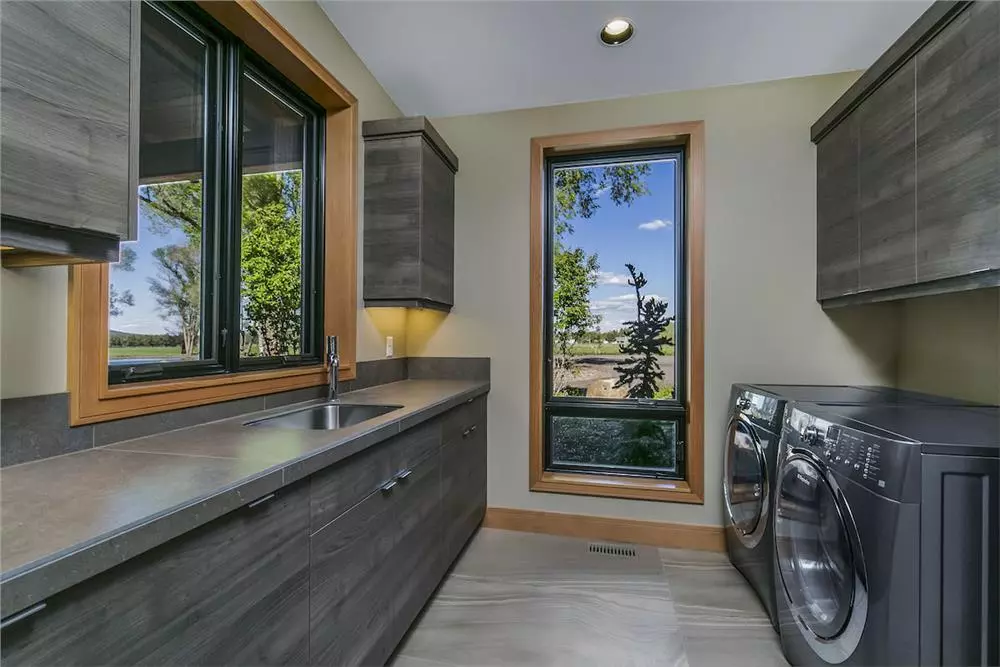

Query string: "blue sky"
[[558, 159, 678, 332], [109, 213, 190, 334]]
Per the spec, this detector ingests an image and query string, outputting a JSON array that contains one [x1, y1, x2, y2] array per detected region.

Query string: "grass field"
[[567, 342, 675, 356], [108, 346, 185, 360]]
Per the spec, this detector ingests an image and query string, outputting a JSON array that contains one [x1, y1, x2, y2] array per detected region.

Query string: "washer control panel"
[[782, 406, 917, 500]]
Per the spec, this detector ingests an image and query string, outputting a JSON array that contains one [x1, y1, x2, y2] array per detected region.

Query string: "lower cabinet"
[[0, 483, 311, 666], [309, 480, 397, 666], [0, 394, 488, 667]]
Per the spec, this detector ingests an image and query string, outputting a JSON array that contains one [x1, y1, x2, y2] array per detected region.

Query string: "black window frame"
[[542, 146, 687, 480], [110, 0, 325, 385]]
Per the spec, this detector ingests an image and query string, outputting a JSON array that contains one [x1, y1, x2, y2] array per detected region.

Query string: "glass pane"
[[726, 419, 765, 535], [775, 458, 854, 640], [550, 415, 679, 473], [239, 71, 306, 358], [109, 5, 207, 367], [549, 158, 678, 401]]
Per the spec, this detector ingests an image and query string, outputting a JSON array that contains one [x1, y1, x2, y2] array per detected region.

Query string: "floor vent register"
[[588, 542, 638, 558]]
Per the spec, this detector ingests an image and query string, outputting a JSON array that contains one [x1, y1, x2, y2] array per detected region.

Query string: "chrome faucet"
[[326, 335, 340, 401]]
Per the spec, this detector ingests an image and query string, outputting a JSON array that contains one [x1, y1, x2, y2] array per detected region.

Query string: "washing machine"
[[723, 384, 975, 630], [773, 402, 999, 666]]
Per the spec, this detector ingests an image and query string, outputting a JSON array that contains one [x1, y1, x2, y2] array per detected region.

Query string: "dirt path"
[[564, 355, 675, 390]]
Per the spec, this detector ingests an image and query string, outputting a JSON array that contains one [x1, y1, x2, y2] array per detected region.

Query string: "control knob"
[[803, 425, 821, 446]]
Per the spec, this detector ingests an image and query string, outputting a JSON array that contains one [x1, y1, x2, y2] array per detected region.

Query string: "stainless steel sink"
[[245, 403, 402, 430]]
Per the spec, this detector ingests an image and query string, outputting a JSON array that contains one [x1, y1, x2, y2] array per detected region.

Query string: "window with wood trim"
[[69, 0, 359, 426], [529, 123, 705, 504], [110, 1, 324, 384]]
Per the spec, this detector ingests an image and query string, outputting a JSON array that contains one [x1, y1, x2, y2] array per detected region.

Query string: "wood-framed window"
[[529, 122, 705, 504], [69, 0, 358, 426]]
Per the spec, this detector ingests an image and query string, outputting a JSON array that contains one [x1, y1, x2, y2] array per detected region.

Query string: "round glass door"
[[724, 418, 766, 538], [775, 457, 854, 640]]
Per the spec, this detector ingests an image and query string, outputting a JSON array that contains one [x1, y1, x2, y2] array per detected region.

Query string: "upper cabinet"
[[1, 0, 138, 266], [813, 0, 1000, 307], [363, 116, 459, 311]]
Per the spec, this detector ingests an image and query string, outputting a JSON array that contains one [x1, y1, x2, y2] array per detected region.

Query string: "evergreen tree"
[[614, 264, 673, 398]]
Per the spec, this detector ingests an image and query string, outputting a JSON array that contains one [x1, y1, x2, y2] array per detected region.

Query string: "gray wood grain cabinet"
[[0, 396, 488, 667], [363, 117, 459, 311], [915, 1, 1000, 284], [816, 117, 860, 300], [812, 0, 1000, 306], [0, 1, 138, 265], [0, 484, 311, 666]]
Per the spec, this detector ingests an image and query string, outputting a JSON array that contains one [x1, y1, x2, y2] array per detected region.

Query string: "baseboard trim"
[[483, 507, 725, 552]]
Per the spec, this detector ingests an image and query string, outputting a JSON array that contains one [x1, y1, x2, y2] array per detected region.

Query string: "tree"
[[148, 244, 200, 356], [138, 172, 305, 359], [551, 164, 650, 394], [240, 172, 303, 356], [614, 263, 673, 399], [109, 246, 136, 318]]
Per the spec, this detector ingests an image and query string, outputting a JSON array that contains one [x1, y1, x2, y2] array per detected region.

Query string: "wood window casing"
[[69, 0, 358, 426], [528, 122, 706, 503]]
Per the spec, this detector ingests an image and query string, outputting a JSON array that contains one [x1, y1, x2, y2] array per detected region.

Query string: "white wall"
[[0, 0, 403, 400], [412, 73, 901, 527], [897, 289, 1000, 404]]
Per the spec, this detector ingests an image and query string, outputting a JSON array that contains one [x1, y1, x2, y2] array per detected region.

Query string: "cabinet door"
[[388, 450, 443, 647], [420, 139, 456, 307], [441, 405, 487, 568], [816, 116, 860, 300], [916, 1, 1000, 283], [0, 484, 311, 666], [858, 58, 918, 292], [309, 483, 397, 667], [1, 1, 134, 239]]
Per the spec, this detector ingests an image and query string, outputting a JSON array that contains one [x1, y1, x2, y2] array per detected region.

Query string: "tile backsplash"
[[0, 357, 487, 467]]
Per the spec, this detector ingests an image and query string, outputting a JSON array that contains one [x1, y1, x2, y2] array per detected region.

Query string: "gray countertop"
[[0, 379, 489, 618]]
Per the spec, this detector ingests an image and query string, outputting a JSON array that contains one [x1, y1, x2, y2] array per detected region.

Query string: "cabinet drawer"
[[310, 442, 394, 533], [1, 484, 310, 666], [442, 396, 485, 444]]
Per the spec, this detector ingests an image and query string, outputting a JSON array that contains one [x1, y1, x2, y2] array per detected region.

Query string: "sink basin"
[[246, 403, 402, 430]]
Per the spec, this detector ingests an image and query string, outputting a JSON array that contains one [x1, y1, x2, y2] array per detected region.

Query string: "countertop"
[[0, 379, 489, 618]]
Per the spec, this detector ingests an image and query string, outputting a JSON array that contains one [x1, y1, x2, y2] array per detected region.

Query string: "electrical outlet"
[[385, 336, 394, 358]]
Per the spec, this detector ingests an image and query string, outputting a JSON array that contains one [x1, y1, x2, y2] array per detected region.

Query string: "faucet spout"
[[326, 335, 340, 401]]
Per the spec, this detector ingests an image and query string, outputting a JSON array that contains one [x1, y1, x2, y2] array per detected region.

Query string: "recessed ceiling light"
[[600, 18, 634, 46]]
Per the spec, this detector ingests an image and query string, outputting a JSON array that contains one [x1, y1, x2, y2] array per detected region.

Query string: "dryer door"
[[775, 454, 868, 664], [724, 416, 768, 548]]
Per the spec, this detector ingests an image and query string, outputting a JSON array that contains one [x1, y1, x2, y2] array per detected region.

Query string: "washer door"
[[724, 417, 768, 548], [775, 454, 868, 663]]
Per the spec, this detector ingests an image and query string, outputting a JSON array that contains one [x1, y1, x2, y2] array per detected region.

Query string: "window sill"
[[72, 363, 356, 426], [530, 470, 704, 504]]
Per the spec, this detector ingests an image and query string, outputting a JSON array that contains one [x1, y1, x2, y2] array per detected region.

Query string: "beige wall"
[[897, 289, 1000, 404], [0, 0, 403, 400], [414, 73, 902, 528]]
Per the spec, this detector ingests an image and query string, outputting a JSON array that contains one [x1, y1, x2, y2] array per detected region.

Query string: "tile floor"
[[391, 528, 788, 667]]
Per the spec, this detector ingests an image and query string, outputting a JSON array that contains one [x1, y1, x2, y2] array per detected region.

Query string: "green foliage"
[[614, 263, 674, 399], [551, 416, 676, 470], [109, 331, 183, 348], [137, 171, 305, 359], [109, 246, 137, 318], [240, 172, 303, 357]]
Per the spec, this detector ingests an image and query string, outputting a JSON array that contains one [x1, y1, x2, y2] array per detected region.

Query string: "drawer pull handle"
[[381, 480, 398, 495], [247, 493, 276, 509], [1, 603, 47, 630], [462, 424, 478, 438], [397, 469, 413, 481]]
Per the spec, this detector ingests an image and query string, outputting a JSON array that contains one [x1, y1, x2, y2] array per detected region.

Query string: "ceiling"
[[318, 0, 932, 118]]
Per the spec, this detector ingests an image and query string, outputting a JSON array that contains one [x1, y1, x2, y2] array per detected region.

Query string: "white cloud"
[[638, 219, 671, 231], [597, 271, 629, 286]]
